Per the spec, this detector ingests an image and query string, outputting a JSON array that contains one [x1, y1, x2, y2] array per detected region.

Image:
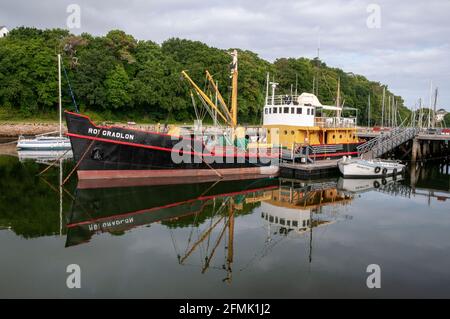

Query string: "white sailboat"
[[17, 54, 71, 150]]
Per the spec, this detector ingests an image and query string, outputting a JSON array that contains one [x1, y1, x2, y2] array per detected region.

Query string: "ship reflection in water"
[[65, 175, 363, 278], [64, 166, 441, 280], [1, 153, 450, 297]]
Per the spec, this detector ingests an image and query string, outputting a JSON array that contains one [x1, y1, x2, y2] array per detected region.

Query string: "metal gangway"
[[357, 127, 419, 159]]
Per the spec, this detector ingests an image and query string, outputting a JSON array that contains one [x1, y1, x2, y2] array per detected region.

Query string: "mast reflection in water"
[[1, 154, 450, 298]]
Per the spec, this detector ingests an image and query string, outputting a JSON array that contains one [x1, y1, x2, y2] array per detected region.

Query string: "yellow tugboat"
[[263, 78, 360, 160]]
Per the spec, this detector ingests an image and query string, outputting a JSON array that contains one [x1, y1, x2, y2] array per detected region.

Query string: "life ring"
[[374, 166, 381, 174], [382, 168, 388, 176], [381, 178, 387, 185], [373, 180, 380, 188]]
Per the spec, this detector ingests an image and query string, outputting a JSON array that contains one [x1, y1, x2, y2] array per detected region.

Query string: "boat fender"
[[373, 180, 380, 188], [374, 166, 381, 174], [91, 148, 103, 161], [382, 168, 388, 176]]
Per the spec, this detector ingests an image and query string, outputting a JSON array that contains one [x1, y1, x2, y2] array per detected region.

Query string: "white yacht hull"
[[338, 158, 405, 178], [16, 136, 71, 150]]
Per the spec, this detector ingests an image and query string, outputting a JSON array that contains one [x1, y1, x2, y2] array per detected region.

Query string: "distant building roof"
[[437, 108, 447, 114]]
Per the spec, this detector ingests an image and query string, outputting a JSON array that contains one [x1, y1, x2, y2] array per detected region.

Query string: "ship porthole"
[[284, 130, 288, 135], [291, 130, 294, 135]]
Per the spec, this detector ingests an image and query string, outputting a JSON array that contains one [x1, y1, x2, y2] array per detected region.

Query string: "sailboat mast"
[[428, 81, 433, 129], [230, 49, 238, 127], [381, 86, 385, 127], [58, 54, 62, 138], [368, 94, 371, 128], [336, 77, 341, 118]]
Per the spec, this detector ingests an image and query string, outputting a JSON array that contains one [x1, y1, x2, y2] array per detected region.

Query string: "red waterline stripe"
[[66, 132, 279, 159]]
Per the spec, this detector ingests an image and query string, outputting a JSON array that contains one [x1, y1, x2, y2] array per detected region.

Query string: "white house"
[[0, 26, 9, 38]]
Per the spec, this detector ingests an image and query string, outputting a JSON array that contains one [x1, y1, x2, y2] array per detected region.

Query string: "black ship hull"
[[66, 178, 278, 247], [65, 111, 279, 185]]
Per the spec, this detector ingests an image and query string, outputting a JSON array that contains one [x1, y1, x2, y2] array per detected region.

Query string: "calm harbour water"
[[0, 154, 449, 298]]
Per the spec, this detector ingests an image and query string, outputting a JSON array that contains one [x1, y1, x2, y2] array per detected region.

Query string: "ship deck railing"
[[314, 117, 356, 128], [265, 95, 304, 106]]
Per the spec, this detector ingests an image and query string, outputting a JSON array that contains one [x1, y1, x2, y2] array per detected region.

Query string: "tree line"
[[0, 27, 410, 125]]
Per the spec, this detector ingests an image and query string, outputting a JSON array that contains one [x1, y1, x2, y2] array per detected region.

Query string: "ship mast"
[[230, 49, 238, 127], [336, 77, 341, 118], [58, 54, 62, 138]]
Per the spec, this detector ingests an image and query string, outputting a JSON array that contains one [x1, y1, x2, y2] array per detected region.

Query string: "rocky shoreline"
[[0, 122, 66, 137]]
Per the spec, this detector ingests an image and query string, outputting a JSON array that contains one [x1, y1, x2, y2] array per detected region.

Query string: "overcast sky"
[[1, 0, 449, 110]]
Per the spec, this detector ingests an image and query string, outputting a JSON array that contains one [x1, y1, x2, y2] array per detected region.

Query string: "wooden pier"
[[280, 159, 340, 179], [280, 128, 450, 178]]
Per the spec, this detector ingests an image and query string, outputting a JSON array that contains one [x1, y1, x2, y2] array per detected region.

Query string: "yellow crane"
[[180, 49, 239, 129]]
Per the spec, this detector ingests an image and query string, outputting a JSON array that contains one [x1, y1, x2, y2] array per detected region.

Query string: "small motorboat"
[[338, 156, 405, 178]]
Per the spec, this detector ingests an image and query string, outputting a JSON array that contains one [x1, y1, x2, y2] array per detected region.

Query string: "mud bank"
[[0, 123, 66, 137]]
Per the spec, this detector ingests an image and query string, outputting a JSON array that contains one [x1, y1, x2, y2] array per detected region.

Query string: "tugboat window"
[[265, 108, 268, 114], [311, 108, 315, 115], [291, 107, 295, 114], [273, 107, 277, 114], [307, 108, 310, 115], [297, 108, 302, 114], [284, 107, 289, 113]]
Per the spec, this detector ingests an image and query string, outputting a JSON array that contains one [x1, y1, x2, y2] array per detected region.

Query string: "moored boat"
[[16, 54, 71, 151], [66, 50, 279, 183], [262, 79, 360, 161], [338, 156, 405, 178], [17, 135, 71, 150]]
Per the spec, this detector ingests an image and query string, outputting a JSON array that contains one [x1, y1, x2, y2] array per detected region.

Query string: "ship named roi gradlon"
[[65, 50, 279, 185]]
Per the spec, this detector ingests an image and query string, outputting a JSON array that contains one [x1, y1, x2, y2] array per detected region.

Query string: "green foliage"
[[444, 113, 450, 127], [0, 27, 410, 124], [0, 156, 76, 238], [105, 64, 131, 109]]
